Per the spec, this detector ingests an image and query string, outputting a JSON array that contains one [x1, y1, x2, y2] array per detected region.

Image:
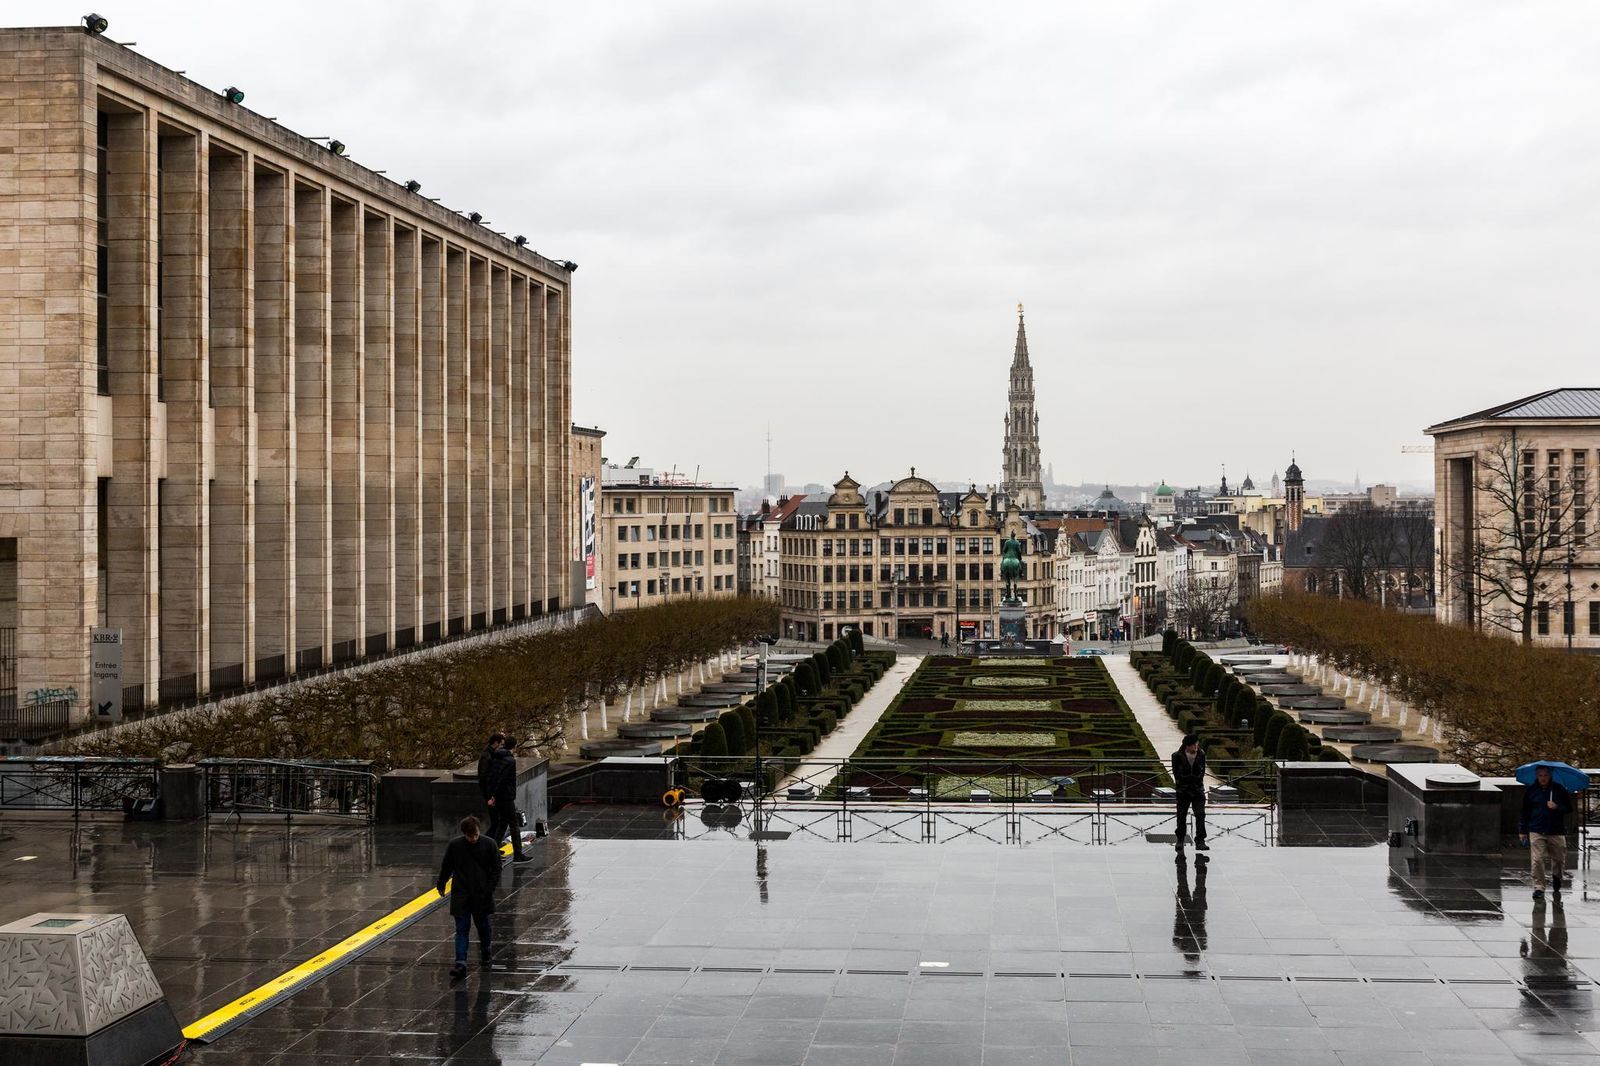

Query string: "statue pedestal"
[[0, 913, 182, 1066], [999, 600, 1027, 644]]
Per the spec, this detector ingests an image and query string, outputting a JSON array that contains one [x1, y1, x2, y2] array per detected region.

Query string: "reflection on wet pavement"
[[2, 809, 1599, 1063]]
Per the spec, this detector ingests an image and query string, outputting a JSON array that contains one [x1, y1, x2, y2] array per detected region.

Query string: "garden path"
[[1100, 653, 1220, 788], [773, 653, 924, 791]]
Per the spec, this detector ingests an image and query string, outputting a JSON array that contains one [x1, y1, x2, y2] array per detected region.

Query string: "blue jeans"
[[454, 911, 492, 964]]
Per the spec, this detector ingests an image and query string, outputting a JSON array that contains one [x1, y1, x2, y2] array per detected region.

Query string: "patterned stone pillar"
[[419, 237, 447, 641], [468, 256, 490, 629], [490, 265, 511, 624], [104, 107, 160, 711], [156, 131, 210, 701], [362, 211, 393, 655], [207, 147, 255, 689], [392, 224, 422, 647], [293, 183, 332, 670], [444, 247, 468, 634], [328, 198, 365, 662], [527, 281, 548, 612], [509, 274, 530, 617], [253, 167, 294, 682]]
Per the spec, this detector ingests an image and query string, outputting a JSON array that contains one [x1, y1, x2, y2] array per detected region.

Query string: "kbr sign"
[[90, 628, 123, 721]]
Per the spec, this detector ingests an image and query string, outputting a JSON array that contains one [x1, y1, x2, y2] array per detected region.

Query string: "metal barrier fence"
[[199, 758, 378, 824], [0, 756, 160, 813], [0, 698, 72, 741], [671, 755, 1279, 806]]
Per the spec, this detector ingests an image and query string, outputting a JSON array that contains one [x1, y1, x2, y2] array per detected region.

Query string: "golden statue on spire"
[[1017, 301, 1024, 316]]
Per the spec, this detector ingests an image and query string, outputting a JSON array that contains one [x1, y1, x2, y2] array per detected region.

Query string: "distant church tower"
[[1284, 455, 1305, 532], [1001, 304, 1044, 510]]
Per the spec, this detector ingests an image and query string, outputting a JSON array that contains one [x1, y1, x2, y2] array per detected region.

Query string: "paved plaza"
[[3, 810, 1600, 1064]]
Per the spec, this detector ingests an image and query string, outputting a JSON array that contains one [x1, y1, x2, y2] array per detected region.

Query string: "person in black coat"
[[484, 738, 529, 861], [476, 732, 504, 804], [1171, 734, 1209, 852], [1519, 764, 1573, 900], [436, 816, 502, 976]]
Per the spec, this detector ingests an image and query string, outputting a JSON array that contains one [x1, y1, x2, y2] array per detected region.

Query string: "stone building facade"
[[570, 426, 606, 609], [599, 463, 737, 613], [0, 27, 576, 718], [1427, 389, 1600, 648], [777, 472, 1057, 643]]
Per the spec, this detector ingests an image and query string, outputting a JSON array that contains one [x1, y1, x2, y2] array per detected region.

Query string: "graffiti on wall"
[[27, 687, 78, 706]]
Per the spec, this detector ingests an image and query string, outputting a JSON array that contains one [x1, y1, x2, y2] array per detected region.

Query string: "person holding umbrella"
[[1516, 760, 1584, 900]]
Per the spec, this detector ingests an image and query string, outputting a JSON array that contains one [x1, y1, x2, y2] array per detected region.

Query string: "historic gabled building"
[[777, 472, 1057, 644], [1001, 307, 1044, 510]]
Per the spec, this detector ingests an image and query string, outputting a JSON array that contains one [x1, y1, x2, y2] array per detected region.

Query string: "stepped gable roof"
[[1428, 388, 1600, 431]]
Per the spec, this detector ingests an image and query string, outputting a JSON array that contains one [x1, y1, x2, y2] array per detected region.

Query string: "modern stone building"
[[1427, 388, 1600, 648], [599, 460, 737, 613], [570, 425, 606, 609], [0, 26, 577, 719]]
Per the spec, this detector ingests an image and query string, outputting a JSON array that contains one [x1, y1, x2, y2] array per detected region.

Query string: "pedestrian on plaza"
[[1520, 764, 1573, 900], [436, 815, 501, 978], [1171, 733, 1209, 853], [940, 631, 950, 649], [485, 736, 532, 863], [476, 731, 504, 807]]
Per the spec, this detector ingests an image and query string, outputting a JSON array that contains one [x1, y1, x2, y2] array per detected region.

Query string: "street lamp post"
[[890, 566, 906, 643], [1565, 541, 1576, 652]]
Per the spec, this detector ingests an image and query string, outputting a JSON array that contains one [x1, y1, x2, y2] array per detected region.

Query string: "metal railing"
[[199, 758, 378, 824], [672, 756, 1278, 806], [0, 756, 160, 813], [0, 698, 71, 741]]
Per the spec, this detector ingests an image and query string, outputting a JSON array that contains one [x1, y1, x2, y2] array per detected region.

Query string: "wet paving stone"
[[1, 809, 1599, 1061]]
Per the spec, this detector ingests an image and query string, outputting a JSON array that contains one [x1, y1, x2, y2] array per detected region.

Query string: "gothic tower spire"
[[1001, 304, 1044, 510]]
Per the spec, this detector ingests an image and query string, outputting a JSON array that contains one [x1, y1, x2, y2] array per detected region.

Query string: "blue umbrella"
[[1514, 760, 1590, 792]]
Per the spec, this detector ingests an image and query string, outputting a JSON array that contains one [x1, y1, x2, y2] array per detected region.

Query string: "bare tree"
[[1167, 571, 1238, 640], [1396, 508, 1435, 608], [1446, 431, 1578, 643]]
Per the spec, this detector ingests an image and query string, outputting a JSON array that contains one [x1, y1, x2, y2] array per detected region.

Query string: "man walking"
[[436, 815, 501, 977], [1520, 764, 1572, 900], [485, 736, 531, 863], [477, 732, 503, 807], [1171, 733, 1209, 853]]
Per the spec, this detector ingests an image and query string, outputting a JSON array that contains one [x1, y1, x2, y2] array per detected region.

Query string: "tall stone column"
[[527, 282, 547, 611], [490, 265, 510, 624], [104, 107, 160, 710], [509, 274, 530, 617], [253, 169, 294, 682], [419, 237, 446, 641], [329, 199, 365, 662], [293, 184, 332, 669], [445, 247, 468, 634], [362, 212, 394, 655], [545, 287, 567, 613], [157, 131, 210, 701], [207, 147, 254, 690], [392, 225, 422, 646], [468, 256, 490, 629]]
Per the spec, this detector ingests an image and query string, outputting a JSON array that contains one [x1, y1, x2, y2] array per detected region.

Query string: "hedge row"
[[1136, 633, 1346, 774], [75, 598, 781, 773], [677, 636, 896, 764], [1246, 594, 1600, 774]]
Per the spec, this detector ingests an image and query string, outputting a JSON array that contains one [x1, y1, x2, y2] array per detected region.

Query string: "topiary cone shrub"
[[699, 721, 728, 757], [1277, 724, 1311, 761], [719, 710, 746, 756], [739, 704, 758, 743]]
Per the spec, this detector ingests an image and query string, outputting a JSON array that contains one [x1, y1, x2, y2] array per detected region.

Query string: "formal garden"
[[1246, 594, 1600, 774], [834, 655, 1165, 799], [71, 599, 783, 773]]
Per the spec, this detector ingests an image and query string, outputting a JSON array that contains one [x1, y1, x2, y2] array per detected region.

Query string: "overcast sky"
[[19, 2, 1600, 491]]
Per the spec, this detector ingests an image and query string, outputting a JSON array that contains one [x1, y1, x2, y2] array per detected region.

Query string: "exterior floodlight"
[[513, 235, 527, 246], [468, 212, 483, 224], [405, 180, 422, 193], [560, 260, 578, 272], [326, 139, 346, 156], [83, 13, 109, 34], [221, 86, 245, 104]]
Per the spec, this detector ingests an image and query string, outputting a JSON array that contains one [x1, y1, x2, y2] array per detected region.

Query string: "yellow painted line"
[[183, 840, 515, 1043]]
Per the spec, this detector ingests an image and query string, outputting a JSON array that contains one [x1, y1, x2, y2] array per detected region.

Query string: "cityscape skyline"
[[10, 2, 1599, 488]]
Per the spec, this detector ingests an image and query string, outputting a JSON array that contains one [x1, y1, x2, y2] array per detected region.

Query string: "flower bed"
[[841, 655, 1164, 795]]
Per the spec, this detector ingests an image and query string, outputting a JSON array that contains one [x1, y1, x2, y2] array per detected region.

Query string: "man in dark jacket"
[[436, 815, 502, 977], [484, 738, 530, 862], [1171, 734, 1209, 853], [1519, 765, 1573, 900], [476, 732, 504, 805]]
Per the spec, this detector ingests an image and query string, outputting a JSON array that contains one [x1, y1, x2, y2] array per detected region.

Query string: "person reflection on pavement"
[[1173, 853, 1209, 971], [1520, 895, 1579, 1019]]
